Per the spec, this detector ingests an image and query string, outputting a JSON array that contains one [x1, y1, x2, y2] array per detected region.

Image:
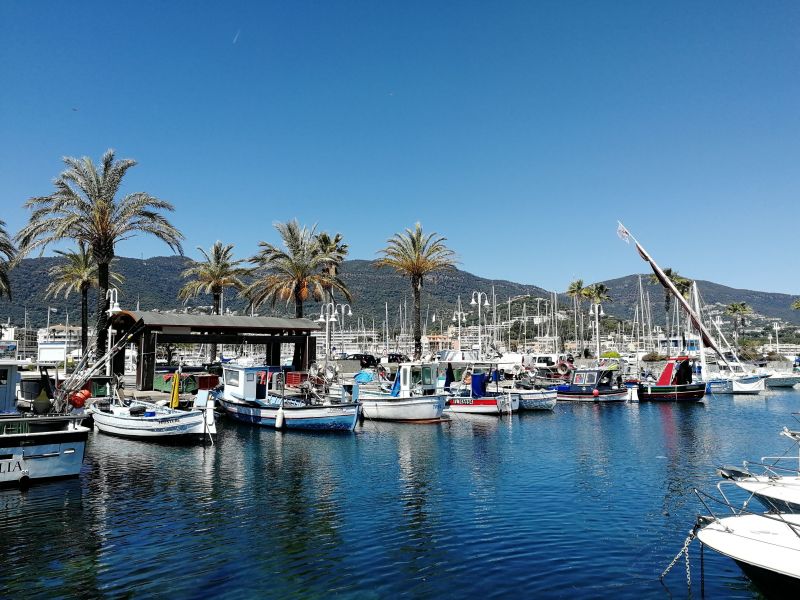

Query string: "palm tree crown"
[[725, 302, 752, 347], [0, 220, 16, 299], [178, 242, 250, 311], [244, 220, 351, 318], [375, 222, 456, 359], [315, 231, 349, 304], [16, 150, 184, 354], [583, 283, 612, 305], [45, 243, 123, 353]]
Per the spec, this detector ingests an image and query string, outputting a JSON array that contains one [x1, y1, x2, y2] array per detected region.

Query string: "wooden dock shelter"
[[108, 311, 320, 391]]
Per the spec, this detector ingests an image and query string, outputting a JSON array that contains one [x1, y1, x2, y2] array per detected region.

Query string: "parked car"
[[384, 353, 410, 364], [346, 353, 378, 368]]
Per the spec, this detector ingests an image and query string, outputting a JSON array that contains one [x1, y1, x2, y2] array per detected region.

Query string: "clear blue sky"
[[2, 1, 798, 294]]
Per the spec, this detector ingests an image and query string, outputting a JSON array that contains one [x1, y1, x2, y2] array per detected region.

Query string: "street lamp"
[[470, 291, 490, 359], [452, 295, 468, 351], [774, 323, 781, 356], [105, 288, 122, 375], [317, 303, 351, 361], [317, 303, 339, 364], [590, 302, 604, 359]]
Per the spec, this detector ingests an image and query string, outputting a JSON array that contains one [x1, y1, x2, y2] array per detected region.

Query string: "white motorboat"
[[717, 426, 800, 513], [696, 511, 800, 596]]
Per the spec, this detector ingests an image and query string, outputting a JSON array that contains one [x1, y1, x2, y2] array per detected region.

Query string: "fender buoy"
[[592, 389, 600, 398], [275, 407, 285, 430], [69, 389, 91, 409]]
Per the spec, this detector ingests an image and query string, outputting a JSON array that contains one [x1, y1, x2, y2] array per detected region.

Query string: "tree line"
[[1, 150, 456, 361]]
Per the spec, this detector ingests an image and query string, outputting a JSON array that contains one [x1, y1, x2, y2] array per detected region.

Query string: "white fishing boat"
[[216, 364, 360, 432], [445, 366, 519, 415], [695, 511, 800, 596], [0, 415, 89, 487], [342, 363, 446, 422], [89, 393, 216, 440], [0, 360, 89, 487]]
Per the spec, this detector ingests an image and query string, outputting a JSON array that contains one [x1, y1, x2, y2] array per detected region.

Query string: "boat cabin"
[[221, 364, 286, 401], [394, 363, 445, 396], [0, 360, 25, 414], [569, 368, 621, 390], [657, 357, 696, 386]]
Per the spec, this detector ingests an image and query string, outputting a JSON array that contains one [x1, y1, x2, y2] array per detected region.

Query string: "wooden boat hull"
[[636, 382, 706, 402], [766, 375, 800, 388], [88, 402, 215, 439], [219, 397, 360, 432], [0, 418, 88, 486], [445, 393, 519, 414], [556, 389, 627, 402], [515, 390, 557, 410], [360, 396, 446, 421]]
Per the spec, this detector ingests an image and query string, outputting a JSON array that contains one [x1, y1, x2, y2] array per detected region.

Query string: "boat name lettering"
[[0, 460, 23, 474], [451, 399, 473, 405]]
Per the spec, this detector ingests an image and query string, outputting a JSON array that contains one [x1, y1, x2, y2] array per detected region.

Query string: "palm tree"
[[16, 150, 183, 355], [649, 268, 691, 333], [725, 302, 752, 348], [45, 243, 123, 355], [583, 284, 612, 356], [375, 223, 456, 359], [178, 241, 250, 361], [315, 231, 349, 304], [244, 220, 351, 318], [566, 279, 585, 353], [0, 220, 15, 299]]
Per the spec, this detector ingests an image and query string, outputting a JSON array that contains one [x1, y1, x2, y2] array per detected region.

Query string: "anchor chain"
[[660, 530, 695, 583]]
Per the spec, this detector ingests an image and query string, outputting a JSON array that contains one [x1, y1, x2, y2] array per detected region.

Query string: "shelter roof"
[[110, 310, 320, 333]]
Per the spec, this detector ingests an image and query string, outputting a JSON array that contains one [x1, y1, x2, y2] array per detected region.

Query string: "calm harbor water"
[[4, 389, 800, 599]]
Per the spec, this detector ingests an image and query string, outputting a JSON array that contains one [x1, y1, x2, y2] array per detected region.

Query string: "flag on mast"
[[616, 222, 631, 243]]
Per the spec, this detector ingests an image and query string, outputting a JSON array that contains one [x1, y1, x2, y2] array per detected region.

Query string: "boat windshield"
[[573, 372, 596, 385]]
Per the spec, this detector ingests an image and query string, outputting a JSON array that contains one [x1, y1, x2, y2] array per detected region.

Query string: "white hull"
[[360, 396, 446, 421], [515, 390, 557, 411], [89, 400, 215, 439], [445, 394, 518, 415], [0, 417, 88, 485], [697, 513, 800, 581], [766, 375, 800, 388]]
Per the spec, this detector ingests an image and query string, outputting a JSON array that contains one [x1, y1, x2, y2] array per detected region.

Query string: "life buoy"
[[556, 362, 569, 376]]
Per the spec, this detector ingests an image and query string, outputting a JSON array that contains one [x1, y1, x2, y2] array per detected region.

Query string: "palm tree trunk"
[[81, 285, 89, 355], [412, 276, 422, 359], [292, 291, 304, 368], [211, 290, 220, 362], [95, 260, 110, 357]]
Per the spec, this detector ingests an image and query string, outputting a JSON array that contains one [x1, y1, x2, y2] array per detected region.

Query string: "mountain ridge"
[[1, 255, 798, 329]]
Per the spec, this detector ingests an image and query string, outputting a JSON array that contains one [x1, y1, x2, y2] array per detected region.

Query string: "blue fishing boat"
[[216, 364, 360, 432], [555, 367, 627, 402]]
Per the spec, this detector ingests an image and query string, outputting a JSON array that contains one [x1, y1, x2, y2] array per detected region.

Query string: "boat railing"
[[746, 459, 800, 478], [0, 413, 86, 434], [694, 488, 800, 539]]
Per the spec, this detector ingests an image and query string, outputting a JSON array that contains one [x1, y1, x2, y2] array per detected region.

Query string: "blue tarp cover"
[[354, 370, 374, 383], [390, 374, 401, 397], [471, 373, 486, 397]]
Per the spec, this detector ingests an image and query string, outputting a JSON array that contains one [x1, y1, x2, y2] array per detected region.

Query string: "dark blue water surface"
[[4, 390, 800, 599]]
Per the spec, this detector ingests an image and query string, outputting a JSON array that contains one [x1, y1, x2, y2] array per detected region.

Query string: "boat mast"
[[691, 282, 707, 377]]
